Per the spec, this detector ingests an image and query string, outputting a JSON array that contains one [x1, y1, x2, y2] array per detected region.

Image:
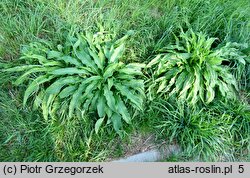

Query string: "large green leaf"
[[68, 82, 86, 117], [57, 56, 82, 66], [115, 83, 143, 110], [43, 61, 63, 67], [14, 67, 54, 85], [179, 73, 194, 100], [69, 76, 101, 117], [95, 117, 105, 134], [47, 50, 63, 59], [175, 70, 188, 93], [97, 95, 106, 118], [116, 95, 131, 124], [103, 86, 116, 111], [111, 113, 122, 132], [110, 43, 125, 63], [46, 76, 80, 94], [146, 55, 161, 68], [190, 66, 201, 104], [49, 68, 90, 75], [157, 80, 167, 93], [59, 85, 77, 98], [206, 85, 215, 104], [107, 77, 114, 90], [75, 49, 98, 72], [88, 48, 103, 70], [23, 75, 54, 106], [84, 79, 100, 97], [103, 63, 120, 79], [41, 94, 55, 120]]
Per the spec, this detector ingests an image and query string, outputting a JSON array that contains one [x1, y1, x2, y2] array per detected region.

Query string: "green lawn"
[[0, 0, 249, 162]]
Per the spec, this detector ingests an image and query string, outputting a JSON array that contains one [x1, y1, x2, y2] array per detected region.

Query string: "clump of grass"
[[0, 89, 122, 161], [45, 114, 117, 161], [1, 0, 250, 62], [149, 97, 249, 161], [210, 100, 250, 158], [0, 90, 57, 161], [151, 99, 234, 161]]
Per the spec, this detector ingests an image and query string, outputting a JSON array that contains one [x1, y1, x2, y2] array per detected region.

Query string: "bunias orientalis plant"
[[3, 30, 145, 134], [147, 29, 239, 105]]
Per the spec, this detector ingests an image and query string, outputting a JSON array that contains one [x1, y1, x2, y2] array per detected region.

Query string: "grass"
[[0, 0, 249, 161], [0, 88, 123, 161], [148, 98, 249, 161], [0, 89, 57, 161]]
